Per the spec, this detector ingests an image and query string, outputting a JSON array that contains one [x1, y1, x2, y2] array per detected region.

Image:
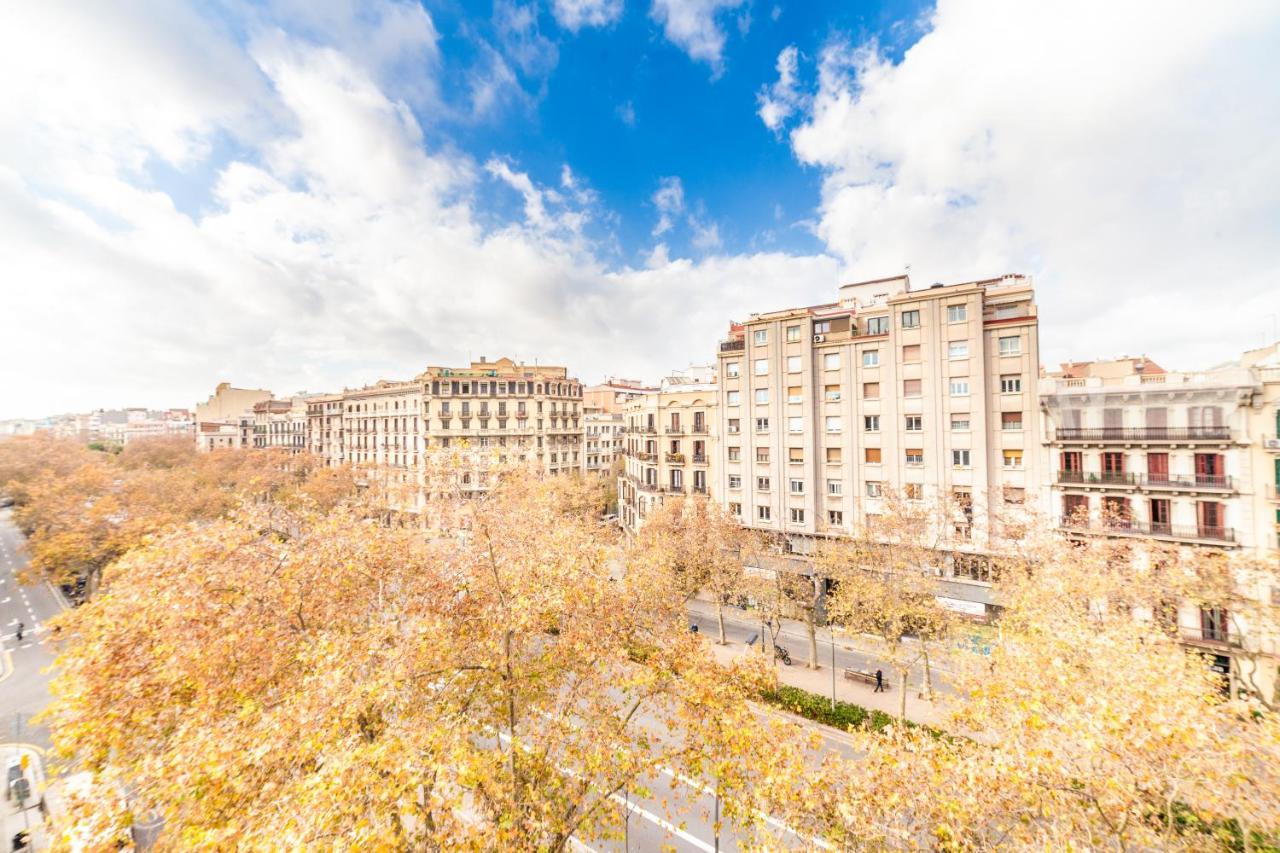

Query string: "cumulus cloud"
[[787, 0, 1280, 368], [651, 176, 685, 237], [552, 0, 624, 31], [756, 45, 803, 132], [0, 1, 835, 417], [650, 0, 745, 74]]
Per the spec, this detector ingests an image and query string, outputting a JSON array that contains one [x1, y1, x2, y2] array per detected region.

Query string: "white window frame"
[[946, 304, 967, 323], [754, 359, 769, 376], [949, 379, 970, 397], [753, 329, 768, 345], [726, 362, 740, 378], [998, 335, 1021, 356], [786, 355, 802, 373], [952, 449, 971, 468], [948, 341, 968, 359], [864, 415, 880, 432], [862, 350, 879, 367], [825, 416, 841, 433]]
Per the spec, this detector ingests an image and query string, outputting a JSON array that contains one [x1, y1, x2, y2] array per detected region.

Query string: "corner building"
[[715, 274, 1041, 574]]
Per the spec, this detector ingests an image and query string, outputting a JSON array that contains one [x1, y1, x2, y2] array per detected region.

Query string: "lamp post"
[[830, 625, 837, 711]]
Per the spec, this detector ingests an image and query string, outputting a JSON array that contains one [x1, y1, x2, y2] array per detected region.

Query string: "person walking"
[[874, 668, 884, 692], [14, 622, 22, 642]]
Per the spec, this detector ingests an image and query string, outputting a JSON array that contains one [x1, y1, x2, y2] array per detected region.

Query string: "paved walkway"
[[2, 743, 49, 852], [688, 599, 952, 728]]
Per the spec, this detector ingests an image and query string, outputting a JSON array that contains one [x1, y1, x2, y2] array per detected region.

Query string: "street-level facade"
[[618, 366, 716, 534], [714, 274, 1040, 585]]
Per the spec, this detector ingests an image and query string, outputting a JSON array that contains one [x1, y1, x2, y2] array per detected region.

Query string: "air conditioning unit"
[[813, 334, 826, 343], [1265, 438, 1280, 450]]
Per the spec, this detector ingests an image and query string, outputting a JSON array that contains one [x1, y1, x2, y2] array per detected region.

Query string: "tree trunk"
[[715, 599, 727, 645], [898, 669, 909, 722], [920, 647, 934, 700], [807, 619, 818, 669]]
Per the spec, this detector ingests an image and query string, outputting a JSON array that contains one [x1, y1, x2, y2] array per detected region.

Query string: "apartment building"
[[306, 393, 345, 466], [618, 366, 717, 534], [252, 398, 308, 453], [1040, 344, 1280, 700], [583, 379, 654, 477], [714, 273, 1040, 594], [195, 383, 273, 451]]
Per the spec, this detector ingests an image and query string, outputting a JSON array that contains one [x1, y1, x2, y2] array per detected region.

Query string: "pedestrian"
[[874, 668, 884, 692], [15, 622, 22, 642]]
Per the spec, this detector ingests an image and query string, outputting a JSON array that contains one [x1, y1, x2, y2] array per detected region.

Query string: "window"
[[902, 344, 921, 362], [950, 379, 970, 397], [901, 309, 920, 329], [755, 417, 770, 433], [757, 505, 771, 521], [753, 329, 768, 345], [756, 447, 770, 463], [755, 389, 769, 405], [903, 379, 922, 397], [1001, 411, 1023, 431], [823, 353, 840, 371], [728, 418, 740, 434], [825, 447, 842, 464], [786, 355, 802, 373], [904, 483, 923, 500], [905, 448, 923, 465], [827, 479, 843, 495], [754, 358, 768, 376], [865, 316, 888, 335], [729, 502, 742, 516], [1000, 375, 1022, 393], [813, 320, 831, 334], [786, 324, 801, 342], [866, 481, 883, 497], [862, 350, 880, 367], [951, 414, 971, 431], [998, 335, 1021, 356], [728, 475, 742, 489], [824, 384, 841, 402], [726, 391, 741, 406], [947, 304, 967, 323], [948, 341, 968, 359], [828, 510, 844, 526], [952, 449, 971, 467], [788, 416, 803, 433], [726, 362, 740, 378], [757, 476, 771, 490], [727, 446, 741, 461], [790, 508, 805, 524], [825, 416, 841, 433], [863, 382, 880, 399], [1004, 487, 1025, 504], [1003, 449, 1023, 468], [788, 447, 804, 463], [787, 386, 802, 403], [865, 447, 882, 464], [864, 415, 880, 432], [905, 415, 922, 431], [789, 479, 804, 494]]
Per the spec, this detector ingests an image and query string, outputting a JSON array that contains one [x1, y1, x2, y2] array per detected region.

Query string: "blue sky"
[[1, 0, 1278, 417]]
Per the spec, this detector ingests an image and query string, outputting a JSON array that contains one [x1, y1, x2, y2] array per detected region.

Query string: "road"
[[0, 508, 64, 751]]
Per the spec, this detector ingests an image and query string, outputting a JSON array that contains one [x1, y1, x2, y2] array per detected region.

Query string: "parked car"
[[5, 757, 25, 803]]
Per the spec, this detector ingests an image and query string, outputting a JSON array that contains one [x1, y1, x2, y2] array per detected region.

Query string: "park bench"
[[843, 668, 889, 688]]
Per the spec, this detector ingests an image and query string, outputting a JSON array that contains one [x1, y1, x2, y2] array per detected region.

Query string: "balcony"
[[720, 338, 746, 352], [665, 426, 686, 436], [665, 452, 686, 464], [690, 425, 709, 434], [635, 451, 657, 462], [1180, 627, 1241, 649], [1057, 471, 1236, 493], [692, 454, 708, 464], [1052, 427, 1233, 444], [691, 485, 708, 494], [1264, 435, 1280, 452], [1058, 517, 1238, 545]]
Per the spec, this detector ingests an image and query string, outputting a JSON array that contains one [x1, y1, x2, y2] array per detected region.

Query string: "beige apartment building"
[[1040, 343, 1280, 700], [714, 274, 1040, 598], [618, 366, 717, 534], [195, 383, 273, 451], [303, 357, 585, 501], [253, 397, 308, 453], [584, 379, 654, 477]]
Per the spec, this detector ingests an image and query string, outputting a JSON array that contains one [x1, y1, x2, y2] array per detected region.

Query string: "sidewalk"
[[691, 596, 952, 722], [2, 744, 49, 851]]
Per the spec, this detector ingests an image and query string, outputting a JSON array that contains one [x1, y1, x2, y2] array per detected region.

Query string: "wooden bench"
[[844, 668, 889, 688]]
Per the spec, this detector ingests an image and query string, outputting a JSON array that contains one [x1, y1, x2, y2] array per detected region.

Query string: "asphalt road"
[[0, 508, 64, 751]]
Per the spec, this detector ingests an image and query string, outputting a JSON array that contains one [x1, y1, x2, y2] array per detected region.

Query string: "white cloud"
[[616, 100, 637, 126], [494, 1, 558, 78], [552, 0, 624, 31], [650, 0, 745, 73], [651, 176, 685, 237], [756, 45, 802, 132], [787, 0, 1280, 369], [690, 218, 721, 250], [0, 2, 835, 418]]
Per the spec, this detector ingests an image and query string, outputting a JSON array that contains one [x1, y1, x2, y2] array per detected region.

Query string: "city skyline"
[[2, 1, 1278, 420]]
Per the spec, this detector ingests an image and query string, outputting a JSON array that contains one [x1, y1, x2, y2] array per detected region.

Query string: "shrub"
[[759, 683, 901, 732]]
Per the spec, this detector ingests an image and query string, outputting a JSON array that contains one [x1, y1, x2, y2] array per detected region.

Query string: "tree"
[[42, 463, 813, 849]]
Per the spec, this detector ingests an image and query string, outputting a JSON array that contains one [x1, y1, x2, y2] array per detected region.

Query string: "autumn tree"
[[43, 460, 815, 849]]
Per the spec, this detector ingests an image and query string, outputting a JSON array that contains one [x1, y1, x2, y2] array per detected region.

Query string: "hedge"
[[759, 683, 902, 732]]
